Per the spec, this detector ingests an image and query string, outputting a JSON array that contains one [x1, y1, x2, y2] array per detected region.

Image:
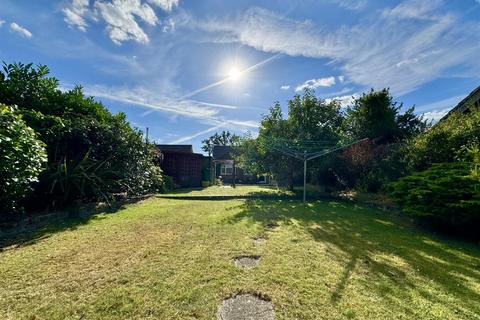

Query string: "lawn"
[[1, 186, 479, 319]]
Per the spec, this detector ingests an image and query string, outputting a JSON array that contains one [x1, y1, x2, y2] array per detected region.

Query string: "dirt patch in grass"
[[233, 255, 261, 269], [217, 292, 275, 320]]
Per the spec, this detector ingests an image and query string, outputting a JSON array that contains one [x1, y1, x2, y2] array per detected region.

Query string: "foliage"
[[334, 141, 407, 192], [46, 150, 117, 205], [237, 88, 426, 191], [345, 88, 428, 143], [201, 130, 240, 155], [390, 162, 480, 230], [0, 104, 47, 212], [0, 62, 164, 209], [403, 107, 480, 172]]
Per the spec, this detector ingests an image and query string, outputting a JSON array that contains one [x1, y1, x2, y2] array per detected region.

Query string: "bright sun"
[[227, 66, 242, 81]]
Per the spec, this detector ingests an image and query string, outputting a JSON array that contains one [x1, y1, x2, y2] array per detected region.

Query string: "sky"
[[1, 0, 479, 154]]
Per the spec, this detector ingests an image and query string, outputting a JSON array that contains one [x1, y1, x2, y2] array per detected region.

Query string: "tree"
[[0, 104, 47, 212], [202, 130, 240, 155], [237, 90, 347, 190], [345, 88, 427, 143]]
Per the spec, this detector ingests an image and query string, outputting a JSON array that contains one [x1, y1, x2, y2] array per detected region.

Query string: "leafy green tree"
[[238, 91, 346, 190], [345, 88, 427, 143], [202, 130, 240, 155], [288, 88, 344, 141], [0, 104, 47, 212]]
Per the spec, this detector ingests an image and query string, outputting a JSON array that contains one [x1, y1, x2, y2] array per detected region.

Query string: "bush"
[[333, 140, 405, 192], [390, 162, 480, 232], [0, 104, 47, 212], [403, 107, 480, 172], [1, 62, 164, 209]]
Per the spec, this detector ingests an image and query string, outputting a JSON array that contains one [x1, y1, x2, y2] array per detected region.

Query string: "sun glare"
[[227, 66, 242, 81]]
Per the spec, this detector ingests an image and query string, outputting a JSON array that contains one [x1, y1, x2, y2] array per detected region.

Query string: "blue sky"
[[1, 0, 479, 153]]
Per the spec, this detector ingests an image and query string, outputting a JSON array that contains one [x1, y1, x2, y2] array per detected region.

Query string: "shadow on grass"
[[157, 186, 296, 201], [224, 198, 480, 317], [0, 197, 147, 251]]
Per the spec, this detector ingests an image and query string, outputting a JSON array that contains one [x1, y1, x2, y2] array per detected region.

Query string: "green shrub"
[[391, 162, 480, 230], [1, 62, 164, 209], [0, 104, 47, 212], [403, 107, 480, 171]]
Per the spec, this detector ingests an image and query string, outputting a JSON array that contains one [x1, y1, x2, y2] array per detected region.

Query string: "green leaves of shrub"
[[0, 104, 47, 212], [390, 162, 480, 227]]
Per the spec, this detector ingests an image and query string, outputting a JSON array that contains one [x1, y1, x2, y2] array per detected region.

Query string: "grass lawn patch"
[[1, 186, 479, 319]]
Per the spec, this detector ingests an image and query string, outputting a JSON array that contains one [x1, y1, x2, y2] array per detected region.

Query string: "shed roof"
[[156, 144, 193, 154]]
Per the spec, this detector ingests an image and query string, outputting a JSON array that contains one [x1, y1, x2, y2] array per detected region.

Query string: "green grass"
[[166, 184, 290, 197], [1, 186, 479, 319]]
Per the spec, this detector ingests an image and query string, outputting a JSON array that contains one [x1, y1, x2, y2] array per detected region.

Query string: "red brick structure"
[[156, 145, 205, 187]]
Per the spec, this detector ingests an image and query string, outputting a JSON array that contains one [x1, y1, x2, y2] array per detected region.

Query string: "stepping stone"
[[252, 236, 266, 246], [217, 293, 275, 320], [233, 256, 261, 269]]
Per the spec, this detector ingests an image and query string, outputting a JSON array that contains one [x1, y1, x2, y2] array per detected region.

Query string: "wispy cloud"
[[82, 84, 258, 131], [10, 22, 32, 38], [0, 19, 5, 27], [415, 94, 464, 113], [193, 5, 480, 95], [295, 76, 336, 92], [170, 123, 225, 144], [280, 85, 290, 90], [328, 0, 368, 10]]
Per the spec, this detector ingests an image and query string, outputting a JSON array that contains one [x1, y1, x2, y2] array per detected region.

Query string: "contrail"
[[170, 123, 226, 144], [178, 53, 283, 100]]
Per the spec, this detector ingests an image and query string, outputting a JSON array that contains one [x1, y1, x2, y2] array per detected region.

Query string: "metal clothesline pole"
[[303, 152, 307, 203], [265, 138, 368, 203]]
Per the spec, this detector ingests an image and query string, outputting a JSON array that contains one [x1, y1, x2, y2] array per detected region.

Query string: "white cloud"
[[193, 5, 480, 96], [325, 94, 360, 108], [0, 19, 5, 27], [338, 75, 345, 83], [62, 0, 180, 44], [147, 0, 178, 12], [63, 0, 90, 31], [280, 85, 290, 90], [94, 0, 158, 44], [10, 22, 32, 38], [422, 108, 450, 123], [295, 76, 336, 92]]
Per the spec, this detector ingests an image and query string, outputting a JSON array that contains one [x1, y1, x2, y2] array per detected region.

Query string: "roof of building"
[[212, 145, 233, 160], [156, 144, 193, 154], [442, 85, 480, 120]]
